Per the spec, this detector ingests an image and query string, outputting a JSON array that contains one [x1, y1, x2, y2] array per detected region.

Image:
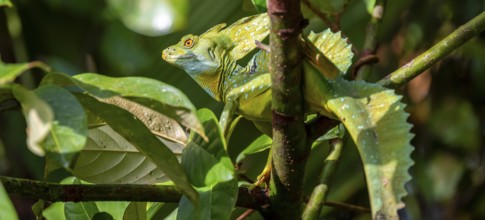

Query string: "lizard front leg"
[[219, 97, 237, 140]]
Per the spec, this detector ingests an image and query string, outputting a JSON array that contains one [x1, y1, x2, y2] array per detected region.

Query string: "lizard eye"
[[183, 38, 194, 48]]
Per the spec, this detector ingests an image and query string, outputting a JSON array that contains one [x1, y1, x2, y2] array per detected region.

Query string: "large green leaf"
[[177, 109, 237, 220], [123, 202, 147, 220], [101, 97, 188, 144], [0, 61, 50, 85], [35, 85, 87, 169], [0, 182, 18, 220], [72, 73, 205, 139], [72, 125, 183, 184], [42, 73, 188, 144], [324, 78, 414, 219], [75, 94, 198, 203], [11, 84, 53, 156]]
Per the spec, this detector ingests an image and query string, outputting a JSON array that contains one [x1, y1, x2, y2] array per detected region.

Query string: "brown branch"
[[267, 0, 308, 219]]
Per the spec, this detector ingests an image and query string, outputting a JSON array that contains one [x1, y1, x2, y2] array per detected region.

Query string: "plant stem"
[[267, 0, 308, 219], [0, 176, 268, 209], [355, 0, 386, 80], [378, 11, 485, 88], [302, 138, 343, 220]]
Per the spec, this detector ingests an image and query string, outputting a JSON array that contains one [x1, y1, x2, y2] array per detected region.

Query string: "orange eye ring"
[[183, 38, 194, 48]]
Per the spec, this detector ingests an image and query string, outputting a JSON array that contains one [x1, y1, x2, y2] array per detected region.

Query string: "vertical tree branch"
[[267, 0, 307, 219], [378, 11, 485, 88]]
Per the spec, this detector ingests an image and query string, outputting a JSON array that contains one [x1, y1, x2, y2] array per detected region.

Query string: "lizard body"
[[162, 13, 414, 219]]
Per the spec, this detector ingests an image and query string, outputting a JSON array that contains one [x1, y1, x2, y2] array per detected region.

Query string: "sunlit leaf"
[[72, 125, 183, 184], [72, 73, 205, 139], [102, 97, 187, 144], [11, 84, 53, 156], [42, 73, 188, 144], [0, 0, 13, 7], [35, 85, 87, 169], [123, 202, 147, 220], [236, 134, 272, 163], [177, 109, 237, 220], [75, 94, 198, 203], [0, 61, 50, 85], [95, 201, 130, 220], [107, 0, 188, 36], [0, 182, 18, 220], [43, 202, 66, 220]]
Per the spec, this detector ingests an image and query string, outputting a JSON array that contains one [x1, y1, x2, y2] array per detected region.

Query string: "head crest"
[[201, 13, 270, 61]]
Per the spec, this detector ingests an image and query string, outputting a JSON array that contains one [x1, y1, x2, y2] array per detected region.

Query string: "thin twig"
[[255, 40, 270, 53], [354, 0, 386, 80], [302, 138, 343, 219], [378, 11, 485, 88], [236, 209, 255, 220]]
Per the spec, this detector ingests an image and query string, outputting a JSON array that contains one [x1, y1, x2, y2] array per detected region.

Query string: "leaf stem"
[[378, 11, 485, 88], [302, 138, 343, 219]]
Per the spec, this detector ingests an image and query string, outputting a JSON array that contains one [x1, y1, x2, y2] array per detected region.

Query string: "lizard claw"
[[249, 164, 272, 190]]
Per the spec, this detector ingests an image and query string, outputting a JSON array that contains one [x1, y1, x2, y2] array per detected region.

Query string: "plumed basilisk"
[[162, 13, 413, 219]]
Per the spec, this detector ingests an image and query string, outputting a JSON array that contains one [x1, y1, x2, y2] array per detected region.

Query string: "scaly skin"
[[162, 14, 414, 219]]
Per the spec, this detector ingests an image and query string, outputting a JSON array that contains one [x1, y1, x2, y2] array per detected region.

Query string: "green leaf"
[[61, 177, 100, 220], [107, 0, 188, 36], [0, 0, 13, 7], [35, 85, 87, 169], [72, 125, 183, 184], [11, 84, 53, 156], [123, 202, 147, 220], [325, 78, 414, 219], [101, 97, 188, 144], [65, 200, 99, 219], [0, 61, 50, 85], [236, 134, 272, 163], [95, 202, 130, 220], [177, 109, 237, 220], [0, 182, 18, 220], [72, 73, 205, 139], [75, 94, 198, 203], [43, 202, 66, 220], [363, 0, 377, 14], [42, 73, 188, 144], [251, 0, 266, 12]]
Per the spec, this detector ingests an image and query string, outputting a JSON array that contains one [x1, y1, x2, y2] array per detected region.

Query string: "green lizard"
[[162, 13, 414, 219]]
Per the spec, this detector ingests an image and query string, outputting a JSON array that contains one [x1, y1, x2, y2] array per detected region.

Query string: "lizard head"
[[162, 33, 226, 76], [162, 13, 270, 76]]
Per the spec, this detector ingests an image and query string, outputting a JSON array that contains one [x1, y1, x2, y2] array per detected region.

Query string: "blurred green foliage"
[[1, 0, 485, 219]]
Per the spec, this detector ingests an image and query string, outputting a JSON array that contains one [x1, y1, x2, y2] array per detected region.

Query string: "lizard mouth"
[[162, 52, 195, 61]]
